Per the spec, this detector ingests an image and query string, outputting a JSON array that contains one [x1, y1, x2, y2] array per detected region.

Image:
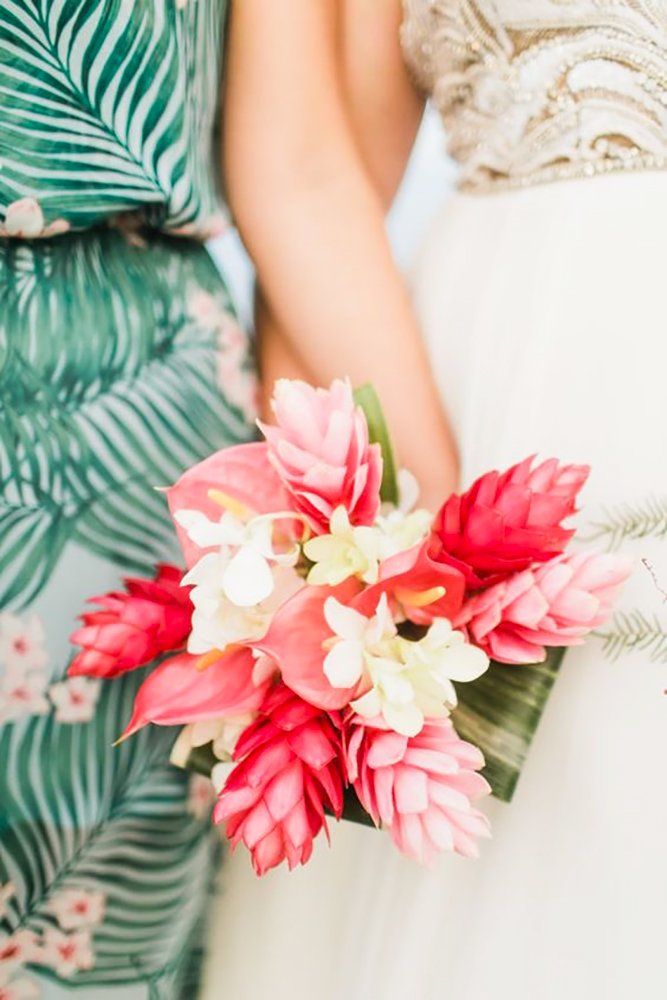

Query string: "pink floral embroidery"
[[0, 886, 14, 922], [0, 615, 48, 675], [45, 890, 106, 932], [0, 932, 40, 977], [48, 678, 100, 724], [40, 929, 93, 978], [0, 199, 69, 240], [186, 774, 216, 820], [0, 673, 50, 726], [186, 291, 259, 421], [0, 974, 40, 1000]]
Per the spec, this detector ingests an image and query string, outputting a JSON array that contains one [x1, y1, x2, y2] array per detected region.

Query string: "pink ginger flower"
[[214, 683, 345, 875], [346, 715, 491, 864], [455, 550, 632, 664], [259, 378, 383, 533], [69, 565, 192, 678], [433, 456, 590, 588]]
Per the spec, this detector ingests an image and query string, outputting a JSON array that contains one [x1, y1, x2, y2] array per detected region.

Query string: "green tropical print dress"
[[0, 3, 256, 998]]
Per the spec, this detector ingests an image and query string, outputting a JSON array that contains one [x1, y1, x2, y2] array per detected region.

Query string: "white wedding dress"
[[203, 4, 667, 998]]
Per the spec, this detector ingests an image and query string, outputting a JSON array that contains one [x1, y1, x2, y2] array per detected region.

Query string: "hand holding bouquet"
[[69, 379, 630, 874]]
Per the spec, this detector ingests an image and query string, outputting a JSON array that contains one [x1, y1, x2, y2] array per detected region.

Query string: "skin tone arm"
[[224, 0, 459, 506]]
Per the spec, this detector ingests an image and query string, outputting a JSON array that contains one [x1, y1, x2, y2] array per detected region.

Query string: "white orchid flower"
[[376, 469, 432, 559], [304, 505, 381, 586], [322, 594, 396, 688], [321, 595, 490, 738], [185, 560, 303, 655], [176, 508, 299, 608]]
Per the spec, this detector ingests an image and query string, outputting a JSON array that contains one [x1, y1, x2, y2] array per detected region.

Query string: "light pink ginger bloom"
[[259, 378, 383, 533], [455, 550, 632, 664], [346, 714, 491, 864], [48, 677, 100, 724], [215, 683, 345, 875], [45, 889, 106, 931]]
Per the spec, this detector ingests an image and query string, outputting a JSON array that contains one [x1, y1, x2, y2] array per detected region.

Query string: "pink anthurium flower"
[[120, 647, 270, 740], [166, 442, 296, 567], [251, 579, 364, 711], [356, 538, 466, 625]]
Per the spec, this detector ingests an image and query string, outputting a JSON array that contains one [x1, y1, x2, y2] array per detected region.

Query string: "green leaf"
[[353, 383, 399, 505], [0, 670, 218, 990], [452, 647, 565, 803]]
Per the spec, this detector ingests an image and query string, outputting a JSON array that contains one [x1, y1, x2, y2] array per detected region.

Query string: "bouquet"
[[69, 378, 630, 874]]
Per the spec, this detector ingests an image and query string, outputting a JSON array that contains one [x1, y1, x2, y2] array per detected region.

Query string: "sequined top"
[[401, 0, 667, 192]]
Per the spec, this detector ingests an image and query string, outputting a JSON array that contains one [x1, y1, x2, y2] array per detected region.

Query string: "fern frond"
[[584, 496, 667, 550], [595, 609, 667, 663]]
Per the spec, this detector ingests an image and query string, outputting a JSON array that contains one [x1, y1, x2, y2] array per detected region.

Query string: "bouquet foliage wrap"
[[69, 378, 629, 873]]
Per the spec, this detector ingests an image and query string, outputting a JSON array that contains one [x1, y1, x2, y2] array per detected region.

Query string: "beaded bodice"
[[401, 1, 667, 191]]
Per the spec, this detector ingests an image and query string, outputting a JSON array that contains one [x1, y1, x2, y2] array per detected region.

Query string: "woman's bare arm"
[[338, 0, 424, 208], [225, 0, 458, 504]]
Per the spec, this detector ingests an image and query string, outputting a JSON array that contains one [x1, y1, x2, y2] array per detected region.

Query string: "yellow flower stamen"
[[394, 586, 446, 608], [207, 489, 251, 520], [195, 647, 237, 671]]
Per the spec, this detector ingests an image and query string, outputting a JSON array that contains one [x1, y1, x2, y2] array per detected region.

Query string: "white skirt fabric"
[[202, 171, 667, 1000]]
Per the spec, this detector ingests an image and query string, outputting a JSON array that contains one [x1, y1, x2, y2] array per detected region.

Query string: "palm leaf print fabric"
[[0, 3, 256, 997], [0, 0, 226, 236]]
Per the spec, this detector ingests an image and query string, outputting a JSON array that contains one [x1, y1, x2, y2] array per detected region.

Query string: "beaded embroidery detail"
[[401, 0, 667, 192]]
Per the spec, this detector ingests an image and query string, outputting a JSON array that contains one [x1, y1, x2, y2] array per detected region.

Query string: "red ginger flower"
[[69, 564, 192, 678], [432, 456, 589, 588], [454, 550, 631, 665], [215, 683, 346, 875], [346, 715, 491, 865]]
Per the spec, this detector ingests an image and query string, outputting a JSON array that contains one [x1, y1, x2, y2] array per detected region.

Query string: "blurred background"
[[208, 108, 455, 329]]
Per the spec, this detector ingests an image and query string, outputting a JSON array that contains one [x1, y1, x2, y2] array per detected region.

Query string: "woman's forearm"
[[225, 0, 458, 502]]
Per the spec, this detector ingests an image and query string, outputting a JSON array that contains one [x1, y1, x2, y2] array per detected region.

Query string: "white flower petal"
[[383, 700, 424, 737], [323, 640, 364, 688], [435, 642, 490, 682], [330, 505, 352, 536], [222, 548, 275, 607], [351, 688, 382, 718], [323, 597, 367, 641], [379, 669, 414, 705], [397, 468, 420, 514]]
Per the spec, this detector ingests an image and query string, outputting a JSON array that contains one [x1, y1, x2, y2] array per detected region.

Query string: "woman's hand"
[[225, 0, 459, 501]]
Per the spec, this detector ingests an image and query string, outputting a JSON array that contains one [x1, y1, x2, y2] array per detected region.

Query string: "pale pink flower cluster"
[[187, 290, 259, 422], [0, 614, 100, 726], [0, 888, 104, 997], [0, 614, 49, 725]]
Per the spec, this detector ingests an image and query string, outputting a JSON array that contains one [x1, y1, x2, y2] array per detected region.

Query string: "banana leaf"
[[452, 647, 565, 802]]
